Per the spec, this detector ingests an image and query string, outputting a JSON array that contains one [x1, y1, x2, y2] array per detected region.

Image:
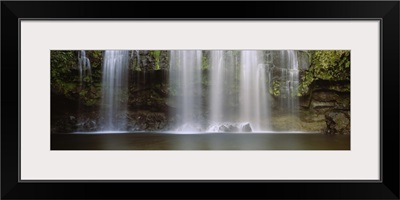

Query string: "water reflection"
[[51, 133, 350, 150]]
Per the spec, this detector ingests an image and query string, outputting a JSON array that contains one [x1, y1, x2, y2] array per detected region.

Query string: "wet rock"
[[301, 111, 326, 123], [299, 96, 311, 108], [51, 113, 80, 133], [207, 123, 248, 133], [325, 111, 350, 134], [77, 118, 99, 131], [312, 90, 339, 102], [334, 96, 350, 110], [297, 51, 310, 70], [241, 123, 252, 132], [310, 101, 336, 109], [212, 124, 241, 132], [128, 111, 168, 131], [218, 125, 228, 132], [334, 104, 350, 110], [159, 50, 170, 70], [158, 120, 167, 129], [226, 125, 239, 132], [312, 80, 350, 93]]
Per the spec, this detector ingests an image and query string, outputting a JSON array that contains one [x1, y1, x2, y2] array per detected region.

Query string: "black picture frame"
[[2, 1, 399, 199]]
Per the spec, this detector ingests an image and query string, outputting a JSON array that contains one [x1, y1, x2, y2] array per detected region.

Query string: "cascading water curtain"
[[100, 50, 129, 131], [240, 50, 270, 131], [169, 50, 203, 132], [279, 50, 299, 115], [208, 50, 240, 129]]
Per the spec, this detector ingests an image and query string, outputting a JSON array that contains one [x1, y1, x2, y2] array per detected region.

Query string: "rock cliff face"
[[325, 111, 350, 134], [298, 80, 350, 134], [51, 70, 173, 133]]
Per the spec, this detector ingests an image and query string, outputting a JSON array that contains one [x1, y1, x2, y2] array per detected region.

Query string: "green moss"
[[297, 50, 350, 96], [149, 50, 161, 70], [309, 50, 350, 81], [51, 50, 102, 106], [269, 80, 281, 96]]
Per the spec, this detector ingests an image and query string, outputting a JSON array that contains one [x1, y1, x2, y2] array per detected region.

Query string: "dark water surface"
[[51, 133, 350, 150]]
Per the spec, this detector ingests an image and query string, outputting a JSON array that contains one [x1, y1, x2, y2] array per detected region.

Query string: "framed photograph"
[[2, 1, 399, 199]]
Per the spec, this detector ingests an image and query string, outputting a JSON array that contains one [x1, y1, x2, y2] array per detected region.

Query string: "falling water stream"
[[239, 50, 270, 131], [78, 50, 92, 84], [169, 50, 203, 131], [279, 50, 300, 114], [209, 50, 225, 123], [100, 50, 129, 131]]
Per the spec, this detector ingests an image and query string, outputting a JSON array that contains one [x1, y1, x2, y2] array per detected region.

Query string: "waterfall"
[[100, 50, 129, 131], [207, 51, 242, 131], [169, 50, 203, 131], [239, 50, 270, 131], [209, 50, 225, 123], [69, 49, 308, 133], [279, 50, 299, 114], [169, 50, 275, 132], [76, 50, 92, 132], [78, 50, 91, 84]]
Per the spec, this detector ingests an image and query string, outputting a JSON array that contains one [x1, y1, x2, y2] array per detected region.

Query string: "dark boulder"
[[226, 124, 240, 132], [325, 111, 350, 134], [218, 125, 228, 132], [241, 123, 252, 132]]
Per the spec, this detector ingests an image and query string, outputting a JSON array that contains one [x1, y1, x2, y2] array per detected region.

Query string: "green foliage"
[[309, 50, 350, 81], [269, 80, 281, 96], [150, 50, 161, 70], [90, 51, 103, 79], [51, 51, 78, 98], [297, 50, 350, 96], [298, 70, 314, 95], [51, 50, 103, 106]]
